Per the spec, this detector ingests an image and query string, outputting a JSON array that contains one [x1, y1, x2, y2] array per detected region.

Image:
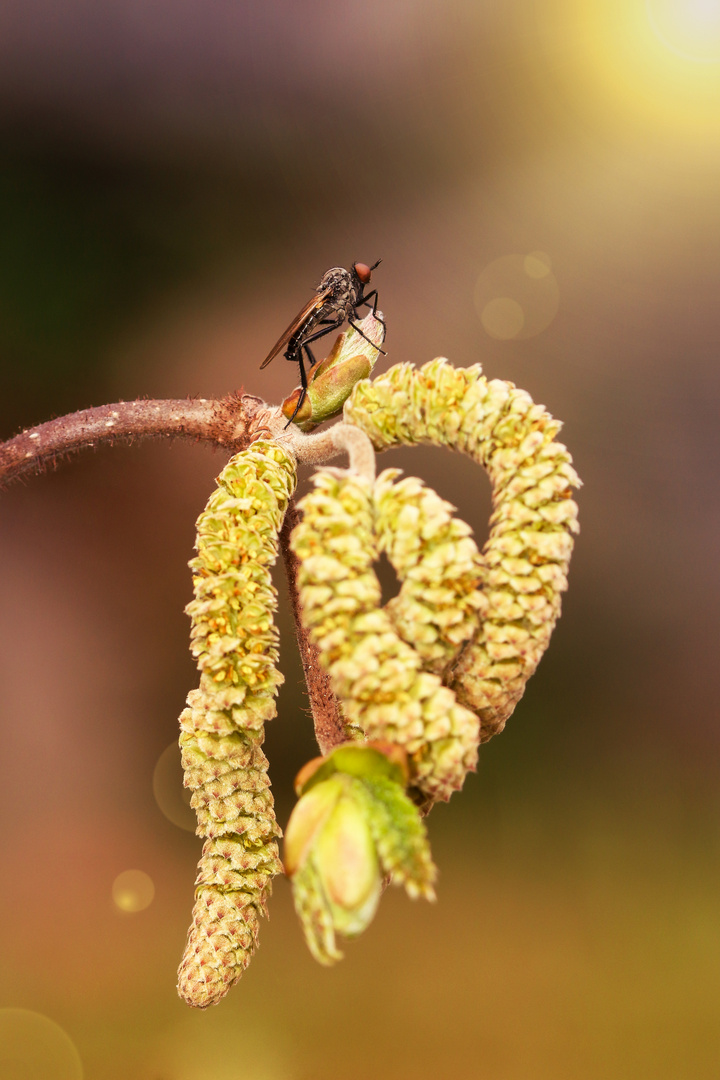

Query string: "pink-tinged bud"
[[284, 776, 344, 877], [293, 754, 327, 795], [293, 741, 409, 797], [281, 386, 314, 426], [315, 792, 381, 935], [285, 774, 383, 957]]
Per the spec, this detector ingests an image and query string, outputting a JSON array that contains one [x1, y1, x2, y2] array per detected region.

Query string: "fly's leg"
[[358, 288, 382, 319], [284, 313, 374, 426], [348, 316, 387, 355], [297, 317, 345, 351], [284, 343, 309, 427]]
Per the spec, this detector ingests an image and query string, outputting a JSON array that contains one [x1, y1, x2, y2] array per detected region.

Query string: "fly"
[[261, 260, 385, 424]]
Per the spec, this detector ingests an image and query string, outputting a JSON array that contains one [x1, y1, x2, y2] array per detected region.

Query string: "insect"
[[260, 260, 385, 423]]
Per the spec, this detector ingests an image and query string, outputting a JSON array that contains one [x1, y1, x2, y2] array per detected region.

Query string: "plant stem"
[[0, 391, 360, 756], [280, 499, 347, 755], [0, 394, 267, 489]]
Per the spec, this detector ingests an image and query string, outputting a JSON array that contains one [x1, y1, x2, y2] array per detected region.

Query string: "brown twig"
[[0, 394, 268, 489], [0, 390, 363, 755], [280, 499, 347, 755]]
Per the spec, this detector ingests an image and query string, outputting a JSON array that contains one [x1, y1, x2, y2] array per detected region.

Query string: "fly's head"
[[351, 260, 381, 292]]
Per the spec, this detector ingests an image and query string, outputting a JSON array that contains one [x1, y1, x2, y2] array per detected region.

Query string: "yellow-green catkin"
[[374, 468, 487, 676], [345, 360, 580, 742], [291, 469, 480, 804], [177, 440, 297, 1008]]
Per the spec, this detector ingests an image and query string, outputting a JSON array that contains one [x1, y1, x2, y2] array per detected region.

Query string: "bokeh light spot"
[[480, 298, 525, 340], [0, 1008, 83, 1080], [475, 255, 560, 341], [647, 0, 720, 62], [524, 251, 552, 279], [112, 870, 155, 913], [153, 740, 196, 832]]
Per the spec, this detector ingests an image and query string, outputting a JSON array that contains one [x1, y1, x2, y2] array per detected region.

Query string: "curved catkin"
[[291, 469, 479, 804], [374, 469, 487, 676], [177, 440, 297, 1008], [345, 360, 580, 742]]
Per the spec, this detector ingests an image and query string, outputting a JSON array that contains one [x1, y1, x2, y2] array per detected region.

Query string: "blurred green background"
[[1, 0, 720, 1076]]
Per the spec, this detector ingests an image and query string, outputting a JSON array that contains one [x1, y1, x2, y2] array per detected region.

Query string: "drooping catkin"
[[374, 468, 486, 676], [177, 440, 297, 1008], [344, 360, 580, 741], [291, 469, 480, 804]]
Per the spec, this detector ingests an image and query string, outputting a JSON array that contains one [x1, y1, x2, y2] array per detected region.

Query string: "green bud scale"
[[283, 314, 385, 431], [285, 744, 436, 963], [177, 440, 297, 1008]]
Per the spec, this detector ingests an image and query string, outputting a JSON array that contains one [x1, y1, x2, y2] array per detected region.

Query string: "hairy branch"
[[0, 389, 370, 757], [0, 395, 376, 490], [0, 394, 271, 489]]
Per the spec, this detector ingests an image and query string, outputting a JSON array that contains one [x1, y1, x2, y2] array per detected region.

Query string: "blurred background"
[[1, 0, 719, 1076]]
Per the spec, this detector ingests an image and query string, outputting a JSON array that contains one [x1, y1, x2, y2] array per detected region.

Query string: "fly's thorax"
[[317, 267, 357, 318]]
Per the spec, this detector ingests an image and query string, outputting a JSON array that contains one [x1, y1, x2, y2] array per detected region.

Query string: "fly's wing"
[[260, 288, 331, 369]]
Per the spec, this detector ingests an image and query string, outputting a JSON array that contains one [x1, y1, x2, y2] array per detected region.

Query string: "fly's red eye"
[[353, 262, 372, 284]]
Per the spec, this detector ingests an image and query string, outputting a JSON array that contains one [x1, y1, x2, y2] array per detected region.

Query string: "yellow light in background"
[[112, 870, 155, 914], [540, 0, 720, 136], [648, 0, 720, 62], [0, 1008, 83, 1080], [475, 253, 559, 341], [149, 1012, 290, 1080]]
